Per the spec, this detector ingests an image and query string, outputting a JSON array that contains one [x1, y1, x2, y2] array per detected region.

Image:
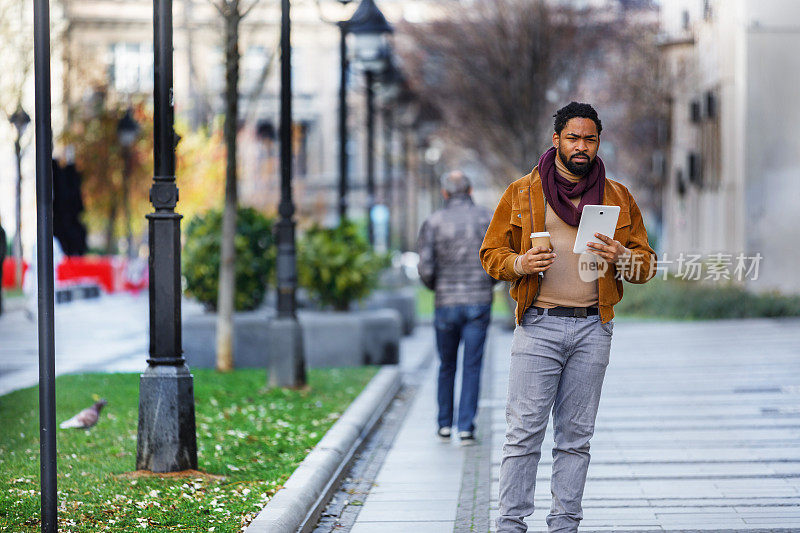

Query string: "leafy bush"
[[614, 274, 800, 319], [183, 207, 275, 311], [298, 221, 390, 311]]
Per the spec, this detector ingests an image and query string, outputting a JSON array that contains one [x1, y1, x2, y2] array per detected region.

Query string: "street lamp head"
[[378, 58, 404, 102], [348, 0, 392, 34], [117, 108, 141, 148], [9, 107, 31, 138], [348, 0, 393, 73]]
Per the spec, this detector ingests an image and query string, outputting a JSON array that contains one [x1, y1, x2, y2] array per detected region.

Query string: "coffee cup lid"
[[530, 232, 551, 238]]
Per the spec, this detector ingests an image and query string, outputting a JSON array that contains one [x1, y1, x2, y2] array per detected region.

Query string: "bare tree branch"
[[396, 0, 583, 185], [241, 0, 259, 19], [242, 34, 280, 125], [205, 0, 225, 18]]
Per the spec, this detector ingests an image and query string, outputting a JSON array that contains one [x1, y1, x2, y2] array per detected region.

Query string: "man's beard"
[[558, 146, 593, 176]]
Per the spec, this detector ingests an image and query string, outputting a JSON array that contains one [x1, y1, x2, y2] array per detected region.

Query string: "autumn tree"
[[62, 97, 225, 254], [61, 96, 152, 253], [396, 0, 665, 210], [580, 10, 667, 218], [396, 0, 586, 186]]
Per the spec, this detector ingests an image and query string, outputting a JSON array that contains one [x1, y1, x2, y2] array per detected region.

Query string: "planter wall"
[[182, 307, 402, 369], [183, 309, 273, 368], [361, 286, 417, 336]]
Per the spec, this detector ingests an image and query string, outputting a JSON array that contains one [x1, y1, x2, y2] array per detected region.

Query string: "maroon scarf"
[[537, 146, 605, 227]]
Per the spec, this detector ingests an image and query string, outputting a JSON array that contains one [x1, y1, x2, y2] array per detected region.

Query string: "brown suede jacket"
[[479, 167, 657, 325]]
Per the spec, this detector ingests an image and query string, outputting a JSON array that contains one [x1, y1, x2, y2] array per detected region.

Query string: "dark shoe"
[[458, 431, 476, 446], [437, 426, 451, 442]]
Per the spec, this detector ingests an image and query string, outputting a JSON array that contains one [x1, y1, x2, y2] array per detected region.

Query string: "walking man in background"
[[480, 102, 657, 531], [417, 170, 495, 446]]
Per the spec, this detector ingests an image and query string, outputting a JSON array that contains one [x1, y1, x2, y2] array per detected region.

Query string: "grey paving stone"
[[355, 499, 459, 522], [349, 521, 455, 533], [345, 317, 800, 532]]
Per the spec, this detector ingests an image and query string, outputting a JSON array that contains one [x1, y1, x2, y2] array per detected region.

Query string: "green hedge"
[[183, 207, 275, 311], [298, 221, 389, 311], [615, 275, 800, 320]]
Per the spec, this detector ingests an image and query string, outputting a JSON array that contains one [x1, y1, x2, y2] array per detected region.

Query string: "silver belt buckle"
[[575, 307, 587, 318]]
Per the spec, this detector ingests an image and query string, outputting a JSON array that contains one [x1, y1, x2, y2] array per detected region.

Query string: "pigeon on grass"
[[59, 399, 107, 430]]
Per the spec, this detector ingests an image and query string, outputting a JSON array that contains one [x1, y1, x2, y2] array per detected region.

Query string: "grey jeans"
[[496, 307, 613, 533]]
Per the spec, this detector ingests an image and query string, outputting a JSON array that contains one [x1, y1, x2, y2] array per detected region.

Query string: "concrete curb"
[[245, 365, 402, 533]]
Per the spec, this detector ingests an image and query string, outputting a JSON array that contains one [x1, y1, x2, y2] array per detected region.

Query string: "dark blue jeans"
[[434, 303, 492, 433]]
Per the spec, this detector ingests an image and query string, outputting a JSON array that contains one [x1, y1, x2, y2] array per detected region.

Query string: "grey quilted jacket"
[[416, 194, 496, 308]]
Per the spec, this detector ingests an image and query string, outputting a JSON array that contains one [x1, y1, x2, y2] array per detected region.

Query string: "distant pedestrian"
[[416, 170, 495, 446], [480, 102, 657, 532]]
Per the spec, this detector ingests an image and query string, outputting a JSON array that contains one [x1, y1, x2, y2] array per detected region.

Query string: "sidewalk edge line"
[[244, 365, 402, 533]]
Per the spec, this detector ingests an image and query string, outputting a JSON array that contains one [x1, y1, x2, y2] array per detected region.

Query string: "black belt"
[[531, 306, 599, 318]]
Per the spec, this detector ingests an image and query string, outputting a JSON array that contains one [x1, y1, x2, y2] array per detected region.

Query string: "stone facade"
[[659, 0, 800, 294]]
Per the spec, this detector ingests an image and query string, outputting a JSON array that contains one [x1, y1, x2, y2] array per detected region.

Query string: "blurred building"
[[659, 0, 800, 294], [59, 0, 429, 226], [0, 0, 446, 257]]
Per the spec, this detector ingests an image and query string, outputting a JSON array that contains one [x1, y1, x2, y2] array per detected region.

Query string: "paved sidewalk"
[[0, 293, 149, 396], [348, 317, 800, 532], [349, 325, 471, 533]]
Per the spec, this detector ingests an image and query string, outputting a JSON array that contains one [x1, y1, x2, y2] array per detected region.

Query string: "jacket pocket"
[[510, 208, 523, 227], [613, 210, 631, 244]]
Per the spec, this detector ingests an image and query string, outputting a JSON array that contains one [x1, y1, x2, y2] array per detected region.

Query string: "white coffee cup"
[[530, 231, 552, 252]]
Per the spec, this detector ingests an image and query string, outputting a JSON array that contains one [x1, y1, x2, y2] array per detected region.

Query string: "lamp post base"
[[136, 364, 198, 472], [267, 316, 306, 388]]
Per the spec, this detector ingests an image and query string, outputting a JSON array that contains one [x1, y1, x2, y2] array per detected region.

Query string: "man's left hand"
[[586, 233, 631, 264]]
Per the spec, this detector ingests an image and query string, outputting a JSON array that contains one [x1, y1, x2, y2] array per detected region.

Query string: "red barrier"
[[57, 257, 116, 292], [1, 258, 27, 289], [2, 255, 147, 293]]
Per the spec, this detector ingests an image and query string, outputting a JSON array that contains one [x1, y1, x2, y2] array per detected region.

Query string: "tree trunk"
[[14, 140, 23, 289], [104, 194, 119, 255], [216, 2, 240, 372]]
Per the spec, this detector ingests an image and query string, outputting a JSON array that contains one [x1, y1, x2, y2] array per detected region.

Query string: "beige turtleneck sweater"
[[520, 154, 600, 308]]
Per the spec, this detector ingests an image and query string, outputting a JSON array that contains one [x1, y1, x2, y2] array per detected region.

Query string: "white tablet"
[[573, 205, 620, 254]]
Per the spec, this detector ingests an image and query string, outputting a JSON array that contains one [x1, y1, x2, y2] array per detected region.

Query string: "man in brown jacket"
[[480, 102, 657, 532]]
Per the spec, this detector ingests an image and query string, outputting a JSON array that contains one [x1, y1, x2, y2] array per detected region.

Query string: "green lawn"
[[0, 367, 378, 532]]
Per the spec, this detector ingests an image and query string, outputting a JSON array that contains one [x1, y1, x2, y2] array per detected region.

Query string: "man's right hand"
[[516, 246, 556, 275]]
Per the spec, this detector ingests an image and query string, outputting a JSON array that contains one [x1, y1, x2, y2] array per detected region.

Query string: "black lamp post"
[[348, 0, 392, 245], [378, 61, 402, 249], [9, 106, 30, 290], [117, 109, 140, 259], [335, 0, 353, 223], [33, 0, 57, 527], [267, 0, 306, 389], [135, 0, 198, 473]]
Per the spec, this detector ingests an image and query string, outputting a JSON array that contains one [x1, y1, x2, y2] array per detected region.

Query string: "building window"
[[690, 100, 702, 123], [688, 152, 702, 187], [676, 169, 686, 197], [705, 90, 717, 119], [109, 43, 153, 94]]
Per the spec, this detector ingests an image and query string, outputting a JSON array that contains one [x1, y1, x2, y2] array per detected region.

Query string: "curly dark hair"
[[553, 102, 603, 135]]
